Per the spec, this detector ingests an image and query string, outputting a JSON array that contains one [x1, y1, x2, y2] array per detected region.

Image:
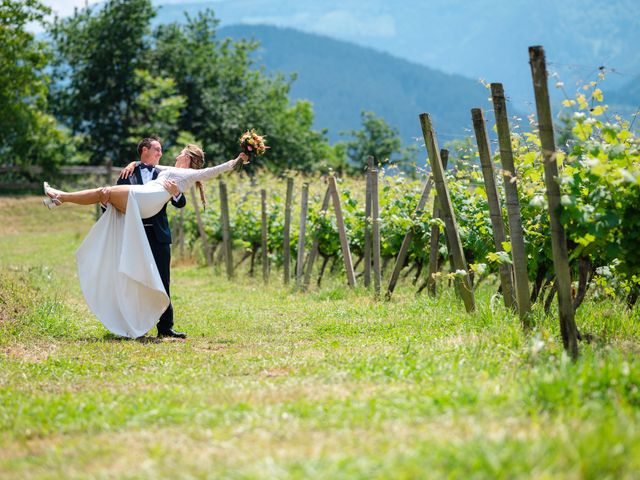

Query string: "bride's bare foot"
[[43, 182, 63, 209]]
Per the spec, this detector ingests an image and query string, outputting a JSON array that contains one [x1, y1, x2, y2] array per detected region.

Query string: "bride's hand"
[[162, 179, 181, 197], [119, 161, 137, 179], [231, 153, 249, 171]]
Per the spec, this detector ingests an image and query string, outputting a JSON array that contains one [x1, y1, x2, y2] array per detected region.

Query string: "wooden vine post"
[[296, 183, 309, 288], [471, 108, 516, 310], [328, 175, 357, 288], [425, 150, 449, 296], [303, 186, 331, 290], [386, 174, 433, 299], [261, 188, 269, 284], [491, 82, 532, 325], [529, 45, 579, 358], [364, 156, 374, 288], [189, 187, 213, 267], [219, 180, 234, 279], [371, 167, 382, 297], [419, 113, 475, 312], [283, 177, 294, 284]]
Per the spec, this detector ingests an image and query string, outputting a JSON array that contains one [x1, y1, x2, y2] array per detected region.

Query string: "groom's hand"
[[162, 179, 181, 197], [98, 187, 111, 205], [119, 161, 137, 179]]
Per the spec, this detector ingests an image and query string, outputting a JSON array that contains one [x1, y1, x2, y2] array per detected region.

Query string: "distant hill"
[[218, 24, 495, 145]]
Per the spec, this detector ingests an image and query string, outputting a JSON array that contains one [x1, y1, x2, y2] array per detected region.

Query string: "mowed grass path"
[[0, 196, 639, 479]]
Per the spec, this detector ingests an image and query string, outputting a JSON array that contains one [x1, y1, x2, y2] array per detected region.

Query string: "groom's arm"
[[171, 193, 186, 209], [163, 179, 186, 209]]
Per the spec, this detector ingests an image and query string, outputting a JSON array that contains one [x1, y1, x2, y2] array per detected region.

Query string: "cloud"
[[314, 10, 396, 38], [35, 3, 397, 40], [242, 9, 396, 39], [40, 0, 103, 17], [241, 13, 314, 29]]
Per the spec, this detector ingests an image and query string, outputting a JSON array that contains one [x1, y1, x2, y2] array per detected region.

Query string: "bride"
[[43, 144, 248, 339]]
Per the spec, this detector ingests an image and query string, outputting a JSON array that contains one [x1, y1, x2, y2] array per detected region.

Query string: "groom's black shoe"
[[157, 329, 187, 339]]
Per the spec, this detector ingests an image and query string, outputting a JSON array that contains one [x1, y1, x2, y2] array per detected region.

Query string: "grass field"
[[1, 196, 639, 479]]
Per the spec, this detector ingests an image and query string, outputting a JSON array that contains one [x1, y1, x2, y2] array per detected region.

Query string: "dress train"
[[76, 190, 169, 338]]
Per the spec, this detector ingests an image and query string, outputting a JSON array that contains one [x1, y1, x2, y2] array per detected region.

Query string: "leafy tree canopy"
[[48, 0, 156, 165], [48, 4, 341, 171], [0, 0, 75, 170], [339, 110, 418, 175], [151, 10, 340, 173]]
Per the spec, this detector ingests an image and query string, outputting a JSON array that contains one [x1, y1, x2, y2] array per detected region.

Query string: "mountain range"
[[220, 24, 496, 145], [150, 1, 639, 142], [155, 0, 640, 103]]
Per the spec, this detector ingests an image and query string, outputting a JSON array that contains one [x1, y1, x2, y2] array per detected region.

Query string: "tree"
[[127, 69, 186, 149], [341, 111, 417, 175], [0, 0, 75, 170], [151, 10, 338, 173], [47, 4, 339, 172], [48, 0, 156, 165]]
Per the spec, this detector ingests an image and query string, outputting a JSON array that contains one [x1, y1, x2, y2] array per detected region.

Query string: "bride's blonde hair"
[[184, 144, 207, 209]]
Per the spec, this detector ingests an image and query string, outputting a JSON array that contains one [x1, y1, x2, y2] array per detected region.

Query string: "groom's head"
[[138, 136, 162, 166]]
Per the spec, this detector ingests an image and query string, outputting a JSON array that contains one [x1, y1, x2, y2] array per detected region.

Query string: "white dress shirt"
[[139, 164, 155, 184]]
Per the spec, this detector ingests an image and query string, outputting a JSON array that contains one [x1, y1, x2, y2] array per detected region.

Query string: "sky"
[[40, 0, 102, 18], [35, 0, 398, 42], [34, 0, 638, 111], [34, 0, 219, 31], [39, 0, 214, 17]]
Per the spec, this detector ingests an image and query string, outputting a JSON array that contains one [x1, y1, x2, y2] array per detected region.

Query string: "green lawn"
[[1, 196, 638, 479]]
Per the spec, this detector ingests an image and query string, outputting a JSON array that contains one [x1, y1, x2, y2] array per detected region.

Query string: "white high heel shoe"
[[43, 182, 62, 209]]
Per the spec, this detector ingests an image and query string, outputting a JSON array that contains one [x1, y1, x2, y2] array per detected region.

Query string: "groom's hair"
[[137, 136, 162, 157]]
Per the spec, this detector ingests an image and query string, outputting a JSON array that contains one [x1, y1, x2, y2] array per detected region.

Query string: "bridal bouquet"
[[237, 129, 269, 170]]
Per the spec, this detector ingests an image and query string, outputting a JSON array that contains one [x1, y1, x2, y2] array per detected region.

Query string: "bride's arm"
[[184, 154, 246, 183], [198, 159, 235, 178]]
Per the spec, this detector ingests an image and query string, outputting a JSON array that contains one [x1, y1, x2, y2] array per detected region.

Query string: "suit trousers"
[[145, 225, 173, 332]]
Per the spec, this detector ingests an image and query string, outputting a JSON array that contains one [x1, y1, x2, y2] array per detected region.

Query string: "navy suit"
[[117, 165, 186, 332]]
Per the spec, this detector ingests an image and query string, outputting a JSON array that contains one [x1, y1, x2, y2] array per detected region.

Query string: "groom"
[[118, 136, 187, 339]]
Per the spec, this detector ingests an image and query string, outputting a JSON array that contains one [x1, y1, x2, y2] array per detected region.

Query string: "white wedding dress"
[[76, 160, 234, 338]]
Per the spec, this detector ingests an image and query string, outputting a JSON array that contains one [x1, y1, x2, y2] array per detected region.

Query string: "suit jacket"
[[117, 164, 187, 244]]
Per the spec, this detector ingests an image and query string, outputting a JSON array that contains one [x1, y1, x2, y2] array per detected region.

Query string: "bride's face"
[[175, 150, 191, 168]]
